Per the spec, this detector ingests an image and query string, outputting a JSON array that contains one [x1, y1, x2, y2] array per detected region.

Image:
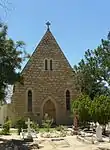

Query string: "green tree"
[[0, 23, 29, 101], [71, 94, 91, 127], [73, 37, 110, 99], [71, 94, 110, 129], [90, 95, 110, 125]]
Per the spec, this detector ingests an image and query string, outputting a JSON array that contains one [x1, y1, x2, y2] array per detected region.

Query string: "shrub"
[[1, 120, 11, 135], [15, 117, 27, 135], [71, 94, 91, 127], [42, 113, 53, 132], [56, 125, 65, 131], [60, 130, 67, 137], [56, 125, 67, 137], [90, 95, 110, 125], [31, 122, 39, 132]]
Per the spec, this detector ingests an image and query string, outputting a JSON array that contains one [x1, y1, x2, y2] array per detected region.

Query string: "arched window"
[[66, 90, 70, 110], [28, 90, 32, 112], [45, 59, 48, 70], [50, 59, 53, 70]]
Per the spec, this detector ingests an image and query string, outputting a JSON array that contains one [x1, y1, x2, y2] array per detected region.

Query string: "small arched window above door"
[[28, 90, 32, 112], [66, 90, 70, 111]]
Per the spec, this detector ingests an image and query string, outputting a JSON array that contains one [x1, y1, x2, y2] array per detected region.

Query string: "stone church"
[[8, 23, 77, 125]]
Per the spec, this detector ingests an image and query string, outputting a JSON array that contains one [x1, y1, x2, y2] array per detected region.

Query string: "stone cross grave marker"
[[96, 124, 102, 142], [25, 118, 33, 138]]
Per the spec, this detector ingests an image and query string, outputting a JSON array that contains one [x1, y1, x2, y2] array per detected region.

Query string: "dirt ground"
[[0, 134, 110, 150]]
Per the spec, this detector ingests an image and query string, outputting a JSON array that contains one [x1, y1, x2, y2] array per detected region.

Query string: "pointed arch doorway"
[[43, 99, 56, 123]]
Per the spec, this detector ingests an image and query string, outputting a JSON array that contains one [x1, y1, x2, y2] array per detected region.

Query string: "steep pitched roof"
[[22, 26, 72, 74]]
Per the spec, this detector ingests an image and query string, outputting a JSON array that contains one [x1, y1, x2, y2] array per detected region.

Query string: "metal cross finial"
[[46, 21, 51, 30]]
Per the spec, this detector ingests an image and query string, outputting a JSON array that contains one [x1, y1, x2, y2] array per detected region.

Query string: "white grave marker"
[[96, 124, 102, 142], [25, 118, 33, 138]]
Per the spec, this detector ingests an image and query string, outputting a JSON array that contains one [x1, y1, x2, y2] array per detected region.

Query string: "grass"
[[2, 127, 56, 134], [9, 127, 56, 135], [10, 129, 17, 134], [0, 128, 17, 135], [0, 126, 64, 135], [39, 127, 56, 132]]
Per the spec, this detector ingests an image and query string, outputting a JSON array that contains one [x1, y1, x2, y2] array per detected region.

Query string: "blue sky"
[[0, 0, 110, 68]]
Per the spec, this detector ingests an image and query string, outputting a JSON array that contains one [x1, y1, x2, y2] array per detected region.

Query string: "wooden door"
[[43, 100, 56, 122]]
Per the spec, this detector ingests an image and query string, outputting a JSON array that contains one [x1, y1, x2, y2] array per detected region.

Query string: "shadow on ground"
[[0, 138, 41, 150]]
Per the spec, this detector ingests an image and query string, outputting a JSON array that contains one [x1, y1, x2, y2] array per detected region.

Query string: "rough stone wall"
[[11, 29, 77, 125]]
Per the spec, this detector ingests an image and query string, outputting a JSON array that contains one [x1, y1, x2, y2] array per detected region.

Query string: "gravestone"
[[96, 124, 103, 142], [20, 128, 25, 139], [51, 139, 70, 148], [106, 122, 110, 131], [25, 118, 33, 142]]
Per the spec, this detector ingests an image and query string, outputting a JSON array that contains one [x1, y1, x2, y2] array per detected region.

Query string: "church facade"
[[10, 24, 77, 125]]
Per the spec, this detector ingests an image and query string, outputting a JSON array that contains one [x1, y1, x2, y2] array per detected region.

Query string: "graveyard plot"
[[51, 138, 70, 148]]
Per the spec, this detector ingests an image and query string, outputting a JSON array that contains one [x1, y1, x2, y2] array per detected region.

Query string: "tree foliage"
[[15, 117, 27, 135], [0, 23, 29, 101], [0, 0, 11, 12], [72, 33, 110, 127], [71, 94, 91, 125], [71, 94, 110, 126], [73, 38, 110, 99], [1, 120, 11, 135], [90, 95, 110, 125]]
